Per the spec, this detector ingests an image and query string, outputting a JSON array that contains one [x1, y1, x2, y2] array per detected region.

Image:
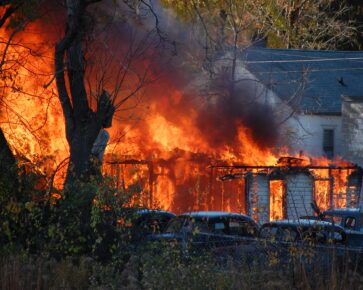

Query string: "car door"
[[343, 216, 363, 247]]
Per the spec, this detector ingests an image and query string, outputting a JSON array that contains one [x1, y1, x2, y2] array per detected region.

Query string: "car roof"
[[263, 219, 345, 229], [180, 211, 255, 221], [323, 208, 362, 215], [136, 209, 176, 217]]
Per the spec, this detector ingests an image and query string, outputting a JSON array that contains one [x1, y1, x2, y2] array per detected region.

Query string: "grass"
[[1, 245, 363, 290]]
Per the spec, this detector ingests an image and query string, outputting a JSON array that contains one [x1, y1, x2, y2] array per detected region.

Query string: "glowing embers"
[[269, 179, 285, 221]]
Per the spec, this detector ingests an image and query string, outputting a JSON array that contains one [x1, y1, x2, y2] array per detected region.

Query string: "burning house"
[[103, 47, 363, 222], [1, 6, 363, 223]]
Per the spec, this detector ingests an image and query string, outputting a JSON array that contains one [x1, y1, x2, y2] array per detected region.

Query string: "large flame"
[[0, 16, 69, 186], [0, 12, 359, 218]]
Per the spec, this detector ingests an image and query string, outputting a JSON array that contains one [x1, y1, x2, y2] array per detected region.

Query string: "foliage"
[[1, 245, 363, 289], [160, 0, 361, 50], [141, 246, 232, 289], [0, 164, 143, 263], [1, 165, 363, 289], [1, 0, 43, 29]]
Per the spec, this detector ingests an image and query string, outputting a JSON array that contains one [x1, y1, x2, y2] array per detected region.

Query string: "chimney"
[[341, 96, 363, 166]]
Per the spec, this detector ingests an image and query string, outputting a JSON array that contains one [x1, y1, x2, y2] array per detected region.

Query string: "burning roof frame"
[[212, 161, 363, 219], [105, 156, 363, 218]]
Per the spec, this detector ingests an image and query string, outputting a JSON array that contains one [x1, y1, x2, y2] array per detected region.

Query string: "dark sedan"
[[213, 219, 363, 271], [148, 211, 258, 250], [301, 208, 363, 247]]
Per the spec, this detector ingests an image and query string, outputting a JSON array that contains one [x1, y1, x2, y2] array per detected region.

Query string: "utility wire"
[[245, 57, 363, 64], [249, 67, 363, 74]]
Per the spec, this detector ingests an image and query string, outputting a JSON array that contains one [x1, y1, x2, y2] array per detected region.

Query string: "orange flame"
[[0, 17, 360, 218]]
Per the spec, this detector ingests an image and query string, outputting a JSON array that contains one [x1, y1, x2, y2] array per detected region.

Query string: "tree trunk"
[[0, 128, 16, 167], [55, 0, 115, 187], [66, 118, 102, 185], [0, 128, 19, 196]]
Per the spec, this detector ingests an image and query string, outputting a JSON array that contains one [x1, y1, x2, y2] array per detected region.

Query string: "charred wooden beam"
[[106, 159, 152, 165], [211, 165, 359, 170]]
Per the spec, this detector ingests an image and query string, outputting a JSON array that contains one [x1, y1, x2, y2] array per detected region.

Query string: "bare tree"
[[55, 0, 161, 186]]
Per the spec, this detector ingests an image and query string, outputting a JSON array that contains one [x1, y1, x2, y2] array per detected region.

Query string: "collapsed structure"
[[105, 156, 362, 224], [213, 157, 362, 224]]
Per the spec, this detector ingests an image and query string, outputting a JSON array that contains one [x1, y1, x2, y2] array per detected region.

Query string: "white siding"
[[286, 115, 342, 157], [286, 173, 313, 219]]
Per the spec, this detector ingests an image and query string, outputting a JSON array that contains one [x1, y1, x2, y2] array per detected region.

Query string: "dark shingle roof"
[[242, 47, 363, 114]]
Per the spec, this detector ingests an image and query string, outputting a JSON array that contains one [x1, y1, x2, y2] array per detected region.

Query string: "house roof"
[[242, 47, 363, 114]]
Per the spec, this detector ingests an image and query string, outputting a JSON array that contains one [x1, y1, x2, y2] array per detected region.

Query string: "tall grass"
[[1, 247, 363, 290]]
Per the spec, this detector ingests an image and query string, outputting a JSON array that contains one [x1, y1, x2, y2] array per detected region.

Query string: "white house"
[[235, 47, 363, 162]]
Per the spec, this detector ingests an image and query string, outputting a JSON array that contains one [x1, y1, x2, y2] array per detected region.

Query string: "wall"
[[286, 172, 314, 219], [286, 114, 342, 158], [233, 59, 344, 159]]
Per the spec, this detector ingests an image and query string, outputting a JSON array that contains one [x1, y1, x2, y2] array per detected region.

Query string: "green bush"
[[0, 163, 140, 263]]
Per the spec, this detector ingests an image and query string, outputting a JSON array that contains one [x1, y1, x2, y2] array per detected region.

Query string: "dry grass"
[[1, 249, 363, 290]]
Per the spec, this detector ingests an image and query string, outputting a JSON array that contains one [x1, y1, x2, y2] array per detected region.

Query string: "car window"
[[210, 221, 228, 235], [324, 215, 343, 225], [345, 217, 356, 230], [228, 219, 256, 237], [302, 229, 326, 244], [192, 220, 212, 233], [165, 218, 184, 233], [139, 219, 161, 234], [260, 226, 280, 240], [139, 214, 174, 234], [281, 228, 298, 242], [326, 229, 345, 244]]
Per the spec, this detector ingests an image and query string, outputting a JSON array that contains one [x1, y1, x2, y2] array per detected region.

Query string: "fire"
[[0, 12, 360, 220], [0, 16, 69, 186], [270, 179, 285, 221]]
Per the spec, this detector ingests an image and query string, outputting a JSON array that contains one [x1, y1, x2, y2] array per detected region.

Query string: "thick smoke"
[[195, 86, 279, 150], [95, 1, 281, 155]]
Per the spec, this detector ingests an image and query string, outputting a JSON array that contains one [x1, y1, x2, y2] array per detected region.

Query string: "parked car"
[[301, 207, 363, 247], [213, 219, 363, 271], [148, 211, 258, 250], [259, 219, 347, 245], [117, 208, 176, 243], [134, 209, 176, 233]]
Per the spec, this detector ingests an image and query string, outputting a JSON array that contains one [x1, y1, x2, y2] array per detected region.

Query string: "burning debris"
[[104, 155, 362, 224], [0, 2, 362, 225]]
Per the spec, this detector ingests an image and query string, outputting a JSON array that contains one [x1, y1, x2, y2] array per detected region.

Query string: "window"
[[192, 221, 211, 233], [165, 218, 184, 233], [324, 214, 343, 225], [228, 219, 256, 237], [281, 228, 298, 242], [345, 217, 356, 230], [323, 129, 334, 158], [302, 230, 326, 244], [260, 226, 280, 240]]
